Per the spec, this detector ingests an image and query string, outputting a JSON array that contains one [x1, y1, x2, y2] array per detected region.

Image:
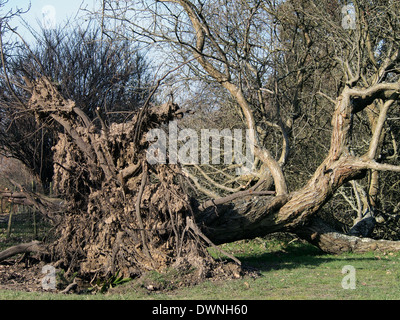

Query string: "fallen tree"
[[2, 0, 400, 286], [2, 75, 398, 279], [2, 72, 400, 283]]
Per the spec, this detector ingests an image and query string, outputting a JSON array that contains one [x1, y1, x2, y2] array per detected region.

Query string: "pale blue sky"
[[3, 0, 99, 40]]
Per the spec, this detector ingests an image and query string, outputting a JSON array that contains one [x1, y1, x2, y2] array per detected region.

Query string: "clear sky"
[[3, 0, 98, 41]]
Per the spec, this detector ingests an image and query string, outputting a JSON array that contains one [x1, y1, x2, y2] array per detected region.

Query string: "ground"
[[0, 260, 45, 292], [1, 234, 400, 299], [0, 210, 50, 293]]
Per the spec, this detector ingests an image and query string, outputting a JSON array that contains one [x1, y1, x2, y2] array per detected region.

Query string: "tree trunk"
[[295, 218, 400, 254], [197, 155, 366, 245], [197, 85, 366, 244], [197, 88, 400, 252]]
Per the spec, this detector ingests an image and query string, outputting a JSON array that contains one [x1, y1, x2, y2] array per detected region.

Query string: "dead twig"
[[60, 279, 78, 294], [186, 217, 241, 266]]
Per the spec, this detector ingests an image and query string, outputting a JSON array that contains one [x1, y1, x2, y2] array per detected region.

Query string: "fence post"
[[33, 210, 37, 239], [6, 200, 14, 239]]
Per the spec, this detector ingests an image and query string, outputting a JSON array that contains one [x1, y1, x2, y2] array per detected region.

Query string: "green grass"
[[2, 235, 400, 300]]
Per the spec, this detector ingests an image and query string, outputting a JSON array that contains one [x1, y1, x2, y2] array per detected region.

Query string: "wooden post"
[[6, 200, 14, 239], [31, 180, 38, 238], [33, 210, 37, 239]]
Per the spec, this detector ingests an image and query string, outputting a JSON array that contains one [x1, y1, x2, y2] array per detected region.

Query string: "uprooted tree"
[[2, 0, 400, 282]]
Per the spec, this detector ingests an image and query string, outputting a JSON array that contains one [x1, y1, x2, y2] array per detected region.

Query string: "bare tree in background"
[[0, 21, 151, 191]]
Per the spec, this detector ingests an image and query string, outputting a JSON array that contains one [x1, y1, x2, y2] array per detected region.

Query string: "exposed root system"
[[25, 77, 237, 282]]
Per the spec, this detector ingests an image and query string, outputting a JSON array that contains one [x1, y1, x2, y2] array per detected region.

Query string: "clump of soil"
[[23, 77, 240, 285]]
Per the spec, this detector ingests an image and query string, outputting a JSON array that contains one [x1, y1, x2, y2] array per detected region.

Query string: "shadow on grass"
[[226, 241, 378, 272]]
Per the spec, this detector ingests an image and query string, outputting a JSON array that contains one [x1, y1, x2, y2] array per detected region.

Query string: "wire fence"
[[0, 201, 51, 247]]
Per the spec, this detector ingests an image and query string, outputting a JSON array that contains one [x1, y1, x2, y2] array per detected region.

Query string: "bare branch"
[[367, 97, 397, 159], [359, 159, 400, 174]]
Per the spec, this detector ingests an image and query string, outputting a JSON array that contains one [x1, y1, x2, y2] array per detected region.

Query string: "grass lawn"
[[1, 235, 400, 300]]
